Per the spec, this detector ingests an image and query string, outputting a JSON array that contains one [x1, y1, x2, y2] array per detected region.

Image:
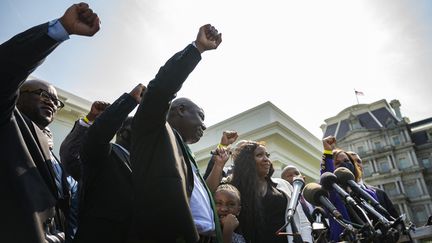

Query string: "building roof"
[[190, 101, 322, 180], [322, 99, 401, 139]]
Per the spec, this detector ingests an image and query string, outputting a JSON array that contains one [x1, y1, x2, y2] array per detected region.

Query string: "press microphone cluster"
[[334, 167, 393, 220], [312, 167, 401, 242]]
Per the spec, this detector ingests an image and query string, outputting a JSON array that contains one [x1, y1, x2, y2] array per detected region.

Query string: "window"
[[426, 180, 432, 195], [357, 145, 365, 155], [394, 204, 401, 215], [403, 180, 421, 198], [422, 158, 431, 168], [397, 157, 410, 170], [412, 205, 428, 225], [363, 161, 373, 177], [374, 141, 382, 150], [427, 129, 432, 141], [383, 183, 398, 196], [392, 136, 401, 146], [378, 160, 390, 173]]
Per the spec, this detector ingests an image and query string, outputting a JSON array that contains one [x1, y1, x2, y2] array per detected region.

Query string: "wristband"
[[83, 116, 91, 124], [323, 149, 333, 155], [217, 143, 228, 149]]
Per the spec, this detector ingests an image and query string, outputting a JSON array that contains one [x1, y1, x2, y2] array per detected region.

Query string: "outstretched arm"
[[205, 131, 238, 192], [60, 101, 109, 180], [82, 84, 144, 164], [0, 2, 100, 126], [132, 24, 222, 135]]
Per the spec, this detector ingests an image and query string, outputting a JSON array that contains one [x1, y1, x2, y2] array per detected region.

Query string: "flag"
[[355, 90, 364, 96]]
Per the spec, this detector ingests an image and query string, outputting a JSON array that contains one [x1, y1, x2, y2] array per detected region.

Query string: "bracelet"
[[217, 143, 228, 149], [323, 149, 333, 155], [83, 116, 90, 124]]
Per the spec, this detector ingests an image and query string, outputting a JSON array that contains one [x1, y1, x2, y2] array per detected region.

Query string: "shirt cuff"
[[48, 19, 70, 42], [78, 119, 92, 127]]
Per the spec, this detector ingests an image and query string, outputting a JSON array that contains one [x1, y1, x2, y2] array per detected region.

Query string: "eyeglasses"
[[21, 89, 65, 110]]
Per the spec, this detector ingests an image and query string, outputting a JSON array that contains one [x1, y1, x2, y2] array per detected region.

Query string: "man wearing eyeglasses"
[[0, 3, 100, 243]]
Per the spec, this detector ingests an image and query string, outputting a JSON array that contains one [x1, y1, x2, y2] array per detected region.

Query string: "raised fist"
[[60, 2, 100, 36]]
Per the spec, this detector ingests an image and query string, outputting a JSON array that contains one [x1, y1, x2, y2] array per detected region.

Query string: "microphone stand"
[[275, 215, 304, 243]]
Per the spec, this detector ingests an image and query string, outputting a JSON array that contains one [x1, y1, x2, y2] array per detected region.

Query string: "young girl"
[[214, 184, 246, 243]]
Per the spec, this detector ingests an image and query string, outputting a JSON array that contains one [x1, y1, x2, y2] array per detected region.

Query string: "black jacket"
[[0, 23, 69, 243], [130, 44, 202, 243], [74, 93, 137, 243]]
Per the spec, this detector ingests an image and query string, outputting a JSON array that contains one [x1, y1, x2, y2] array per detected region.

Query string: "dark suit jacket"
[[74, 93, 137, 243], [60, 120, 89, 181], [130, 44, 202, 243], [0, 23, 71, 243]]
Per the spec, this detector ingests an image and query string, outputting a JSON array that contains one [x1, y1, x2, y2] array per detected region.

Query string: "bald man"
[[0, 3, 99, 243], [281, 165, 315, 224], [130, 24, 222, 243]]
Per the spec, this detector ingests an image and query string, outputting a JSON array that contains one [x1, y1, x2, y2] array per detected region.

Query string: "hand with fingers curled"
[[221, 214, 240, 232], [220, 131, 239, 147], [214, 147, 230, 168], [195, 24, 222, 53], [86, 101, 110, 122], [129, 83, 146, 104], [60, 2, 100, 36], [322, 135, 337, 151]]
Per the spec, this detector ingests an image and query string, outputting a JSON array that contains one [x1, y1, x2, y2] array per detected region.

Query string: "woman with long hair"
[[230, 141, 311, 243]]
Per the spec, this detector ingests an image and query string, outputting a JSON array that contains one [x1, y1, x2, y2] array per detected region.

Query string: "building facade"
[[50, 86, 92, 157], [321, 99, 432, 226]]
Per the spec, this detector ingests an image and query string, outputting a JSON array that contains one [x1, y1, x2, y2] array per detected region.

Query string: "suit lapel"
[[16, 110, 58, 198], [111, 143, 132, 175]]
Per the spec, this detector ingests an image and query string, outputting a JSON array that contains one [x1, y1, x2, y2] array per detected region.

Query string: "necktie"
[[300, 195, 313, 223], [185, 145, 223, 243], [50, 151, 64, 198]]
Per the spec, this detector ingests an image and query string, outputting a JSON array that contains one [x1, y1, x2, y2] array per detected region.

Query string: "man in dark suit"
[[0, 3, 100, 242], [60, 101, 110, 181], [74, 84, 144, 243], [130, 24, 222, 243]]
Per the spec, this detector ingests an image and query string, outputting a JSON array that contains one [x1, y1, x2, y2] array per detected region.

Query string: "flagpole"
[[354, 89, 359, 104]]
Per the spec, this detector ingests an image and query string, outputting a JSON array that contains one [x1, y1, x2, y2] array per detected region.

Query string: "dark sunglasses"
[[20, 89, 65, 109]]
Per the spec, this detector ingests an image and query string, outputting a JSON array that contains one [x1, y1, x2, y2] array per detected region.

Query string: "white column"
[[403, 129, 411, 143], [398, 180, 404, 194], [411, 150, 419, 165], [384, 133, 391, 146], [387, 155, 394, 169], [371, 159, 377, 172], [367, 139, 372, 151], [403, 203, 412, 223], [415, 179, 423, 196]]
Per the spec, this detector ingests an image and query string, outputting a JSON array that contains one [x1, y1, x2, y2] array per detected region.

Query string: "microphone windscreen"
[[293, 176, 305, 188], [334, 167, 355, 185], [303, 182, 328, 206], [320, 172, 338, 190]]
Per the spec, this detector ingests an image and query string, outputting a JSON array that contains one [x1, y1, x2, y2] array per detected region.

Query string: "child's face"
[[215, 190, 241, 219]]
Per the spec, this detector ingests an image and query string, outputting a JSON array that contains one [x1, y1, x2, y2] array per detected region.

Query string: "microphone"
[[286, 176, 305, 223], [320, 172, 359, 208], [334, 167, 393, 220], [303, 182, 342, 220]]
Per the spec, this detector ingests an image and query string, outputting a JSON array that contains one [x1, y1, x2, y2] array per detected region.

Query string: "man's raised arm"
[[0, 2, 100, 125], [132, 24, 222, 134]]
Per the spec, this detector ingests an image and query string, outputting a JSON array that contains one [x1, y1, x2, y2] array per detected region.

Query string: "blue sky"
[[2, 0, 432, 138]]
